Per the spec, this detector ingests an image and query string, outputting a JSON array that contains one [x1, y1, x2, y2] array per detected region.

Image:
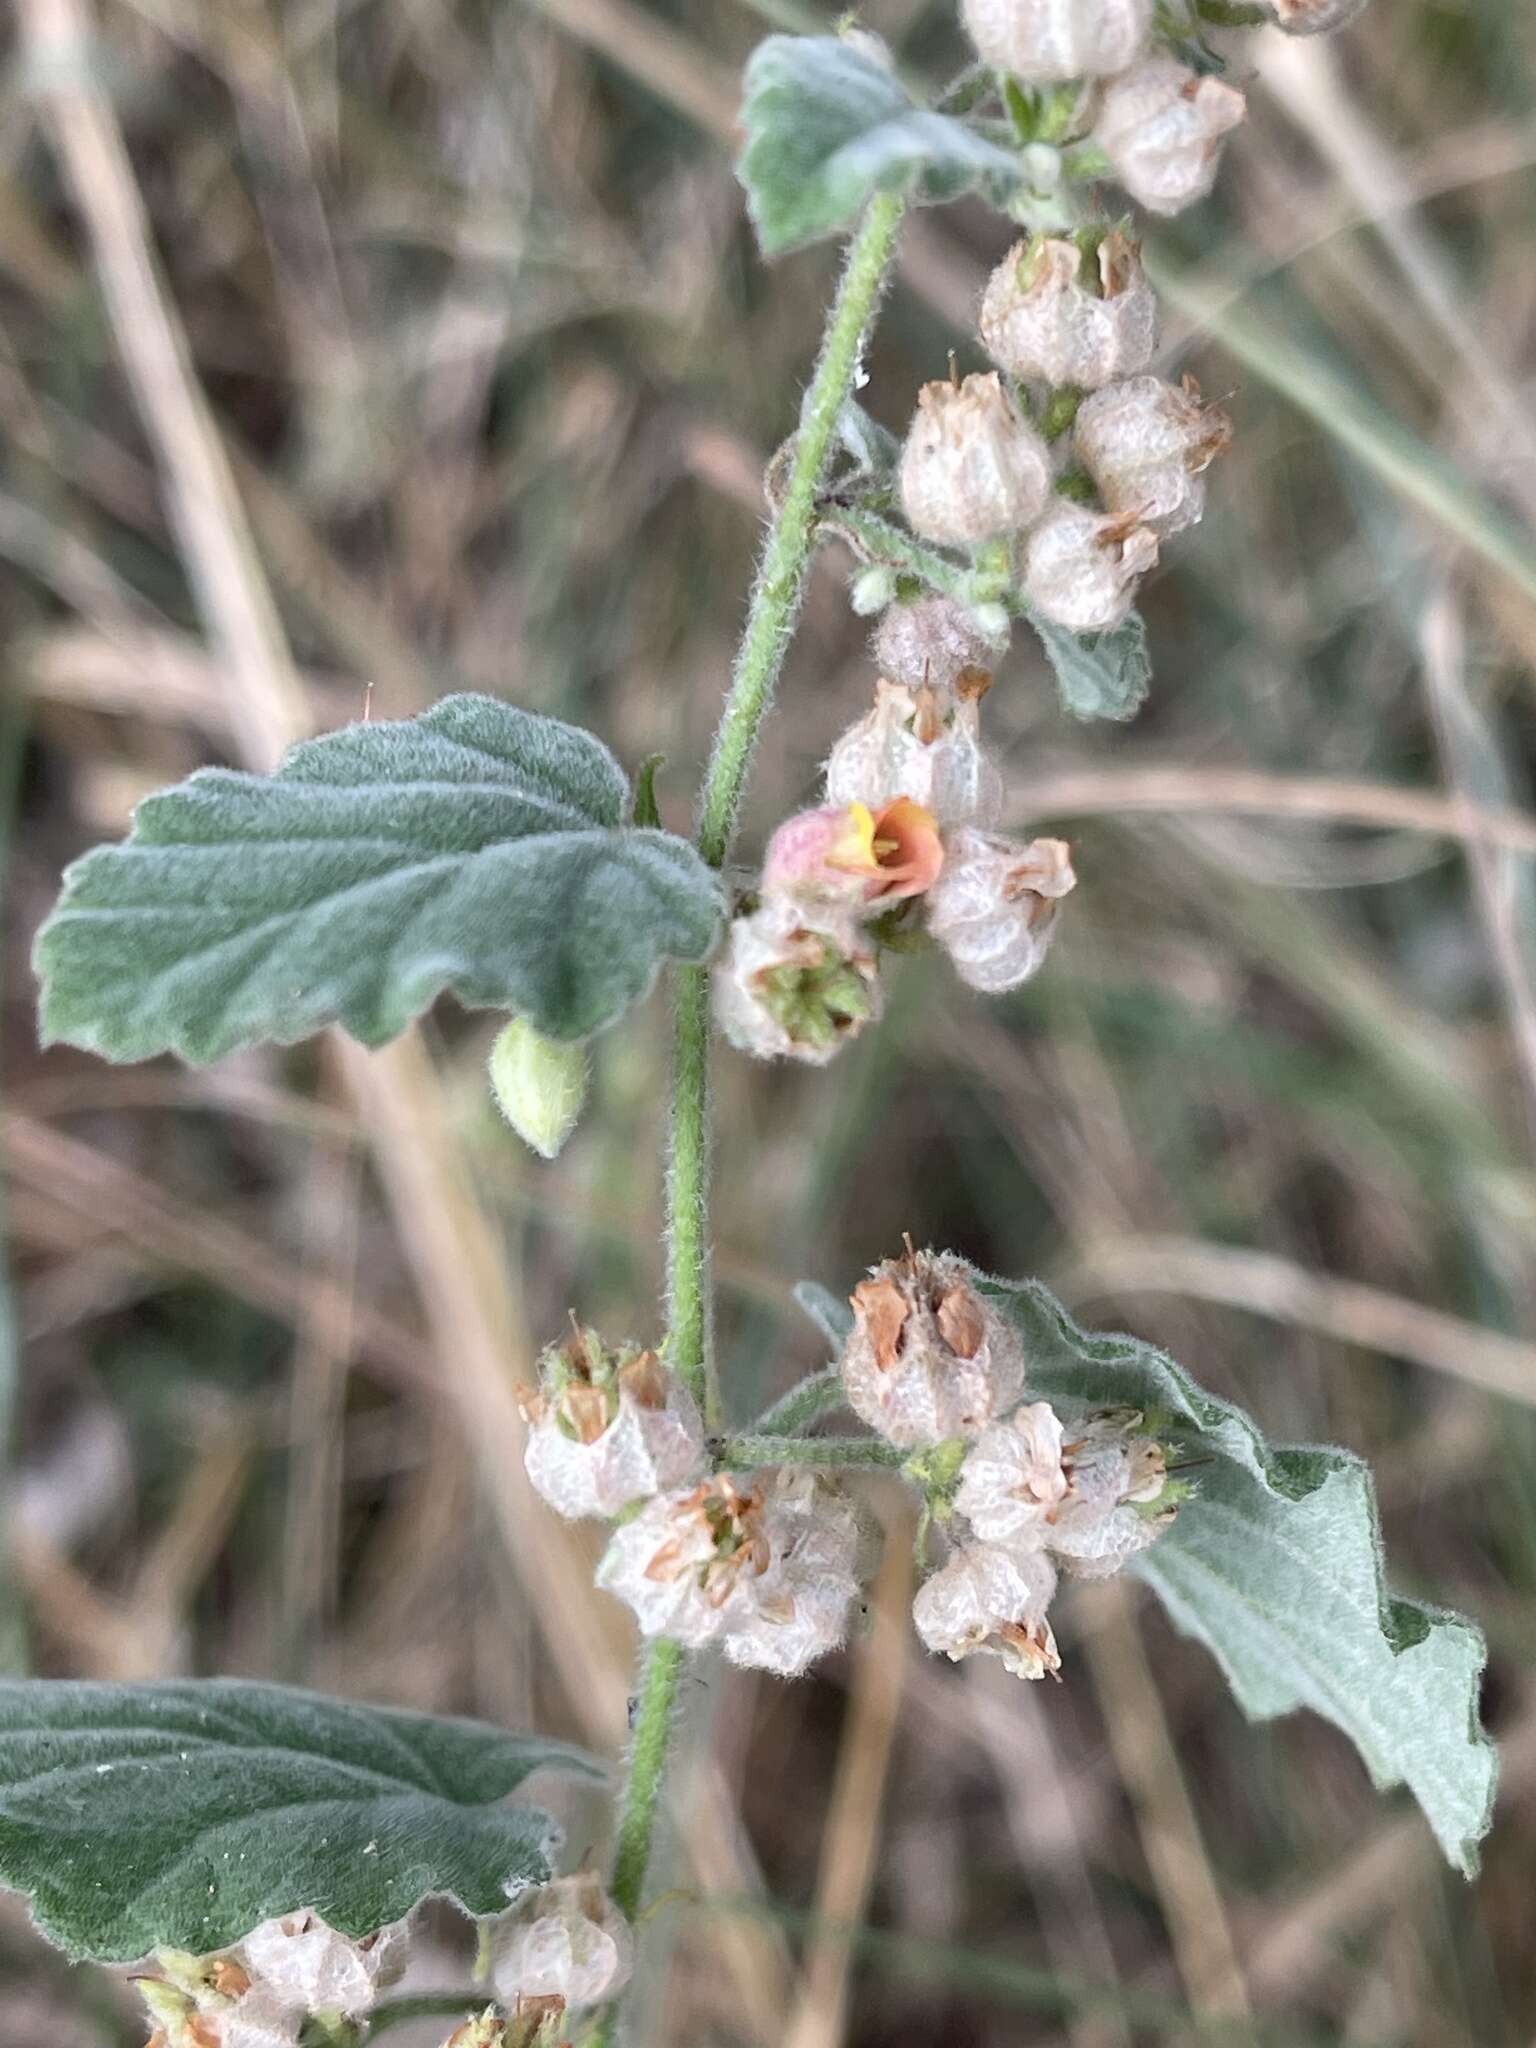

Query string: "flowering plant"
[[12, 1, 1498, 2043]]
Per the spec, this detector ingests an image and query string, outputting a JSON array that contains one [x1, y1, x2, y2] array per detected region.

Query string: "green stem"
[[717, 1432, 908, 1471], [750, 1364, 847, 1435], [696, 189, 906, 870], [598, 193, 906, 2045]]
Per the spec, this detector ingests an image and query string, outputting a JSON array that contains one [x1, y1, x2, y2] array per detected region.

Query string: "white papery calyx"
[[520, 1325, 703, 1521], [841, 1245, 1026, 1448]]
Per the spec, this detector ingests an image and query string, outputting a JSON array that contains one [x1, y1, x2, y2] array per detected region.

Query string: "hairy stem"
[[751, 1364, 847, 1435], [597, 195, 906, 2042]]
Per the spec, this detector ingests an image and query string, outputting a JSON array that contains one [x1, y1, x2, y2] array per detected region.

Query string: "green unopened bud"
[[850, 566, 898, 616], [490, 1016, 588, 1161]]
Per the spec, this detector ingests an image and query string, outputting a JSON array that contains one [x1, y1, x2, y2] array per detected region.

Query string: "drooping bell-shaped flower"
[[1094, 57, 1246, 217], [1023, 499, 1159, 633], [925, 829, 1075, 995], [841, 1245, 1026, 1448], [912, 1543, 1061, 1680], [960, 0, 1152, 83], [900, 372, 1053, 546], [520, 1326, 704, 1521], [824, 680, 1002, 832], [1074, 374, 1232, 537], [761, 798, 944, 912], [980, 231, 1158, 393]]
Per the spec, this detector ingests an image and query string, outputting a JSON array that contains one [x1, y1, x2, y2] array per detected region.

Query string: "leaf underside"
[[34, 693, 724, 1063], [979, 1275, 1498, 1875], [737, 36, 1024, 256], [0, 1679, 604, 1962], [1028, 610, 1153, 723]]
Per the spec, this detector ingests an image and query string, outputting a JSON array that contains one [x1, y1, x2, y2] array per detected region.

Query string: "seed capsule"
[[1094, 57, 1246, 216], [980, 231, 1157, 392], [870, 597, 1001, 695], [926, 829, 1075, 995], [239, 1915, 402, 2021], [1267, 0, 1369, 29], [489, 1876, 633, 2013], [912, 1542, 1060, 1680], [960, 0, 1152, 82], [841, 1246, 1025, 1448], [713, 899, 881, 1066], [1023, 499, 1159, 633], [521, 1328, 704, 1521], [1046, 1408, 1178, 1580], [899, 372, 1052, 547], [954, 1403, 1070, 1547], [824, 680, 1002, 831], [1074, 374, 1232, 536]]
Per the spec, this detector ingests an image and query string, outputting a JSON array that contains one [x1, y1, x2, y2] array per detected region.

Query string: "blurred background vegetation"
[[3, 0, 1535, 2041]]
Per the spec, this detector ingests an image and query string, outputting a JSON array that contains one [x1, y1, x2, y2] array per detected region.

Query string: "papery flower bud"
[[926, 829, 1075, 995], [912, 1543, 1060, 1679], [489, 1876, 633, 2012], [1267, 0, 1369, 29], [721, 1469, 863, 1677], [871, 597, 1001, 695], [900, 373, 1052, 546], [960, 0, 1152, 82], [1074, 374, 1232, 537], [954, 1402, 1069, 1546], [596, 1473, 780, 1647], [825, 681, 1002, 831], [980, 232, 1157, 392], [762, 798, 944, 911], [521, 1326, 704, 1520], [841, 1245, 1025, 1447], [239, 1914, 401, 2020], [713, 899, 881, 1066], [1094, 58, 1246, 216], [1023, 499, 1158, 632], [489, 1016, 588, 1162], [1046, 1408, 1178, 1579]]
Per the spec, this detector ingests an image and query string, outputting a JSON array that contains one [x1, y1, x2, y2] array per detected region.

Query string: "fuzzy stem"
[[696, 190, 906, 870], [750, 1365, 848, 1436], [717, 1432, 908, 1471], [597, 195, 906, 2045]]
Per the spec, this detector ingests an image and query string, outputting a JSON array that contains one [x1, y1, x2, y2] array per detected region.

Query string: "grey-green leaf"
[[34, 694, 723, 1062], [0, 1679, 604, 1962], [979, 1275, 1498, 1875], [737, 35, 1025, 256], [1029, 610, 1152, 722]]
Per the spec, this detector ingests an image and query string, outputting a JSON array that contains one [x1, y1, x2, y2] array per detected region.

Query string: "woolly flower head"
[[713, 898, 881, 1065], [960, 0, 1152, 83], [1093, 58, 1246, 217], [899, 372, 1052, 546], [488, 1875, 633, 2013], [1074, 374, 1232, 538], [913, 1543, 1060, 1680], [926, 829, 1075, 996], [825, 679, 1002, 832], [762, 797, 944, 913], [520, 1325, 703, 1521], [841, 1246, 1025, 1448], [1023, 499, 1158, 634], [980, 230, 1157, 393], [596, 1470, 862, 1676]]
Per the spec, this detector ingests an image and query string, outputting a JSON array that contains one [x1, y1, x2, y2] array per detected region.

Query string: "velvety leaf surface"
[[0, 1680, 603, 1961], [35, 694, 723, 1061], [1029, 611, 1152, 722], [980, 1275, 1498, 1875], [737, 35, 1024, 255]]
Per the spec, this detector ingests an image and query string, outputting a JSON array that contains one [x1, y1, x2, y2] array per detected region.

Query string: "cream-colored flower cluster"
[[839, 1246, 1181, 1682], [716, 622, 1075, 1065]]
